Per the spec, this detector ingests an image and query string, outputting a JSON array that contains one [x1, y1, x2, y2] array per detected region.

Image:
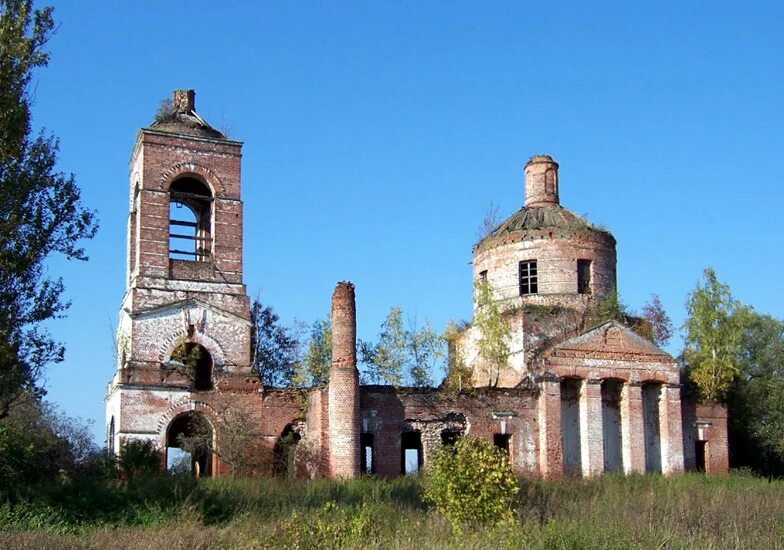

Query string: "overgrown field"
[[1, 472, 782, 549]]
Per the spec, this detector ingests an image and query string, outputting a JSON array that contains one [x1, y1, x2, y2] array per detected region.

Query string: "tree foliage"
[[726, 312, 784, 473], [361, 307, 407, 386], [0, 395, 99, 495], [250, 297, 299, 387], [641, 294, 674, 347], [292, 317, 331, 387], [0, 0, 98, 418], [683, 269, 748, 402], [360, 307, 445, 387], [442, 321, 473, 396], [476, 201, 500, 241], [406, 319, 441, 387], [473, 280, 510, 387], [425, 436, 519, 532]]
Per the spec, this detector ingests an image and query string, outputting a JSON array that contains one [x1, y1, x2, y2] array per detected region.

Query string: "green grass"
[[1, 473, 783, 549]]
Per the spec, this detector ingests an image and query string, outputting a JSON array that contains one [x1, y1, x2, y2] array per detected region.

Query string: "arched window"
[[169, 177, 212, 261], [170, 341, 214, 390]]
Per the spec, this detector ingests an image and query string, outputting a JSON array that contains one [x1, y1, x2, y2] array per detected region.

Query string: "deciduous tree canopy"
[[0, 0, 97, 418]]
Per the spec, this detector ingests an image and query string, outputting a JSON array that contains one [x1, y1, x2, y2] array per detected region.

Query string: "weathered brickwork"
[[327, 282, 361, 478], [106, 93, 727, 480]]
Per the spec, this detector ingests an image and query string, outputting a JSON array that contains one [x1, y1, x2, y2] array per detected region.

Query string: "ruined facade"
[[106, 91, 728, 479]]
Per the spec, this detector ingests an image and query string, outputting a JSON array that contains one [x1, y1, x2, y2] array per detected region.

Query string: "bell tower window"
[[168, 177, 212, 261]]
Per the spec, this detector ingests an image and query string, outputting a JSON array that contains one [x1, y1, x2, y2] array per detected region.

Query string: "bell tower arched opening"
[[168, 177, 212, 261], [170, 341, 214, 391]]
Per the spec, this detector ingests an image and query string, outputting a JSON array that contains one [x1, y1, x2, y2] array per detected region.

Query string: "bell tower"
[[106, 90, 254, 460]]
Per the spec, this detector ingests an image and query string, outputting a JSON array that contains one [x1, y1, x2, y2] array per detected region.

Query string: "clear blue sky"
[[29, 1, 783, 444]]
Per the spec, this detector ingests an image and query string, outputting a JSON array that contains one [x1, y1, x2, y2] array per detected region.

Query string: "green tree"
[[361, 306, 407, 386], [0, 0, 98, 418], [250, 297, 299, 387], [726, 312, 784, 472], [407, 319, 442, 387], [683, 268, 748, 401], [473, 280, 510, 387], [442, 320, 473, 395], [425, 436, 519, 532], [292, 317, 331, 387]]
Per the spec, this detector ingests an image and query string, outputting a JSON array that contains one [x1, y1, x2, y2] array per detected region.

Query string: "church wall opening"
[[401, 431, 422, 475], [170, 342, 213, 391], [601, 379, 623, 472], [642, 383, 663, 473], [168, 177, 212, 262], [560, 378, 582, 474], [166, 411, 213, 478]]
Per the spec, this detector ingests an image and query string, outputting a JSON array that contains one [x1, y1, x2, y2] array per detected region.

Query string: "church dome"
[[472, 155, 617, 310]]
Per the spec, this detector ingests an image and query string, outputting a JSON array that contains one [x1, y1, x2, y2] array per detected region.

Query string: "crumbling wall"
[[359, 386, 539, 478]]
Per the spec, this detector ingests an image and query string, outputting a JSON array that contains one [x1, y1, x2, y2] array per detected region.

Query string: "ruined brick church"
[[105, 90, 728, 478]]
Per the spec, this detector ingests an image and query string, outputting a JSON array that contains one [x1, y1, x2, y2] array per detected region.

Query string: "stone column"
[[537, 377, 563, 479], [621, 382, 646, 473], [327, 282, 360, 478], [659, 383, 685, 474], [579, 379, 604, 476]]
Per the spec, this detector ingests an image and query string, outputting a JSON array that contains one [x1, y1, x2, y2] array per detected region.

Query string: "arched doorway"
[[273, 424, 302, 477], [166, 411, 214, 477]]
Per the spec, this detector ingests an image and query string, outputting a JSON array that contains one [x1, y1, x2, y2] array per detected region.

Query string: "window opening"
[[108, 417, 115, 455], [360, 433, 374, 474], [493, 433, 512, 455], [401, 431, 422, 474], [479, 270, 488, 282], [695, 441, 707, 472], [441, 430, 461, 446], [170, 341, 214, 391], [168, 177, 212, 261], [577, 259, 592, 294], [519, 260, 538, 295]]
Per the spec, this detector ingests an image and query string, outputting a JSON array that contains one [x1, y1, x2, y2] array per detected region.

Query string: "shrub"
[[118, 440, 161, 479], [425, 436, 519, 531]]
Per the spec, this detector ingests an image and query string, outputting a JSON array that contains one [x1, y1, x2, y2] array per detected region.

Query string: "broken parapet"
[[327, 281, 360, 478]]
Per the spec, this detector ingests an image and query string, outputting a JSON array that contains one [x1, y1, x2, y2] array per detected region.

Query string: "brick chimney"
[[524, 155, 560, 206], [173, 89, 195, 113], [327, 281, 360, 478]]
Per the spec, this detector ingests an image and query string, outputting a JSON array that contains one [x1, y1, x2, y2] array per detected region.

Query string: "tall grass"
[[1, 472, 783, 549]]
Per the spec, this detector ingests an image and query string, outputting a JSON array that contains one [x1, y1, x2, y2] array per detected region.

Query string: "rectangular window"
[[401, 431, 422, 475], [577, 259, 592, 294], [519, 260, 538, 295], [494, 433, 512, 455], [479, 270, 488, 282], [360, 433, 374, 474]]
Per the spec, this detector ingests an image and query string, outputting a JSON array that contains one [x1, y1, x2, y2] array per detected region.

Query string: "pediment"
[[546, 320, 673, 362], [128, 298, 251, 326]]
